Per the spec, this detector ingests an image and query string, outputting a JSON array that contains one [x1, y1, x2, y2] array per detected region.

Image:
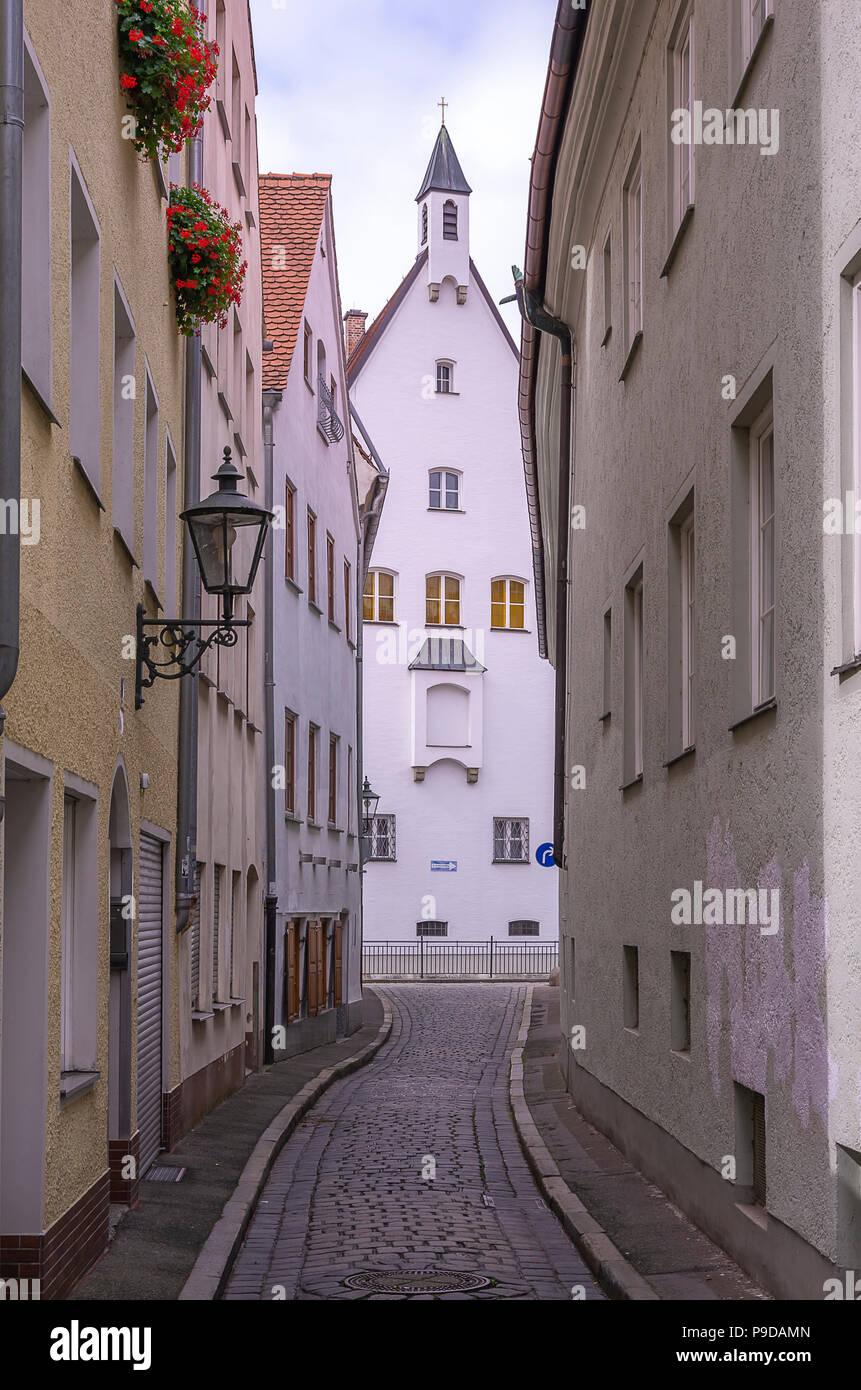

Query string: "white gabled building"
[[348, 124, 558, 949]]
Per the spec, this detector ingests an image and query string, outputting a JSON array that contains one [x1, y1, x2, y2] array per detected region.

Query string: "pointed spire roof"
[[415, 125, 472, 202]]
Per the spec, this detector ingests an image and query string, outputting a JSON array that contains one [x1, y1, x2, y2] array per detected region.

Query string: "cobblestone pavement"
[[223, 984, 605, 1301]]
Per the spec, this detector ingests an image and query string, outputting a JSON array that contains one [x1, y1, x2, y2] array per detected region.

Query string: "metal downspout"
[[513, 271, 573, 871], [0, 0, 24, 743], [175, 125, 202, 932], [262, 390, 280, 1062]]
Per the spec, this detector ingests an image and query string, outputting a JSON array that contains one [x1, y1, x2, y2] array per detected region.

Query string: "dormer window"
[[443, 199, 458, 240], [436, 360, 454, 394], [421, 202, 428, 245]]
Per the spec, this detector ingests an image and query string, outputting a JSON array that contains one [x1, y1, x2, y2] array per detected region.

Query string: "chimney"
[[344, 309, 368, 361]]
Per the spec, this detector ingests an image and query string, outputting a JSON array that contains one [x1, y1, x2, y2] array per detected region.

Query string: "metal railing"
[[317, 375, 345, 443], [362, 937, 558, 981]]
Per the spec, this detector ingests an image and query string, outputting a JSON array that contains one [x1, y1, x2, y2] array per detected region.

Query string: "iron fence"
[[362, 937, 558, 981]]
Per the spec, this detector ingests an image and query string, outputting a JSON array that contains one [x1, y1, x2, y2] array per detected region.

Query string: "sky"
[[248, 0, 556, 339]]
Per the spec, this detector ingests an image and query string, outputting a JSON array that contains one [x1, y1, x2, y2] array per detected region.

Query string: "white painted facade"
[[350, 129, 558, 945]]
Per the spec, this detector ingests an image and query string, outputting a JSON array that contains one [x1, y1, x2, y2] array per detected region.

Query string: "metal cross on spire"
[[438, 97, 447, 126]]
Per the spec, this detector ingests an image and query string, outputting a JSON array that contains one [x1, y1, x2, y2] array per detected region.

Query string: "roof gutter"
[[0, 0, 24, 744], [518, 0, 588, 660]]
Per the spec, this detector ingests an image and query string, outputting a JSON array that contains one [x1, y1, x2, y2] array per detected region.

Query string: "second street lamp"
[[135, 446, 273, 708]]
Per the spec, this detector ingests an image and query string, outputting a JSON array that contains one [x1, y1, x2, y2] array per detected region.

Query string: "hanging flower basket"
[[167, 184, 247, 336], [115, 0, 218, 159]]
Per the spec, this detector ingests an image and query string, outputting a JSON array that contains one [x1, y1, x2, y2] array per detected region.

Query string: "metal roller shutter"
[[137, 832, 164, 1176]]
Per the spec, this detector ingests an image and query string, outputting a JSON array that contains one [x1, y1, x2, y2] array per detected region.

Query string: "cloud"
[[249, 0, 554, 336]]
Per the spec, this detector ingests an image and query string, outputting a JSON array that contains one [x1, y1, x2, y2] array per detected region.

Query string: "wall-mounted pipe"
[[261, 388, 281, 1063], [174, 123, 202, 933], [512, 269, 573, 871], [0, 0, 24, 738]]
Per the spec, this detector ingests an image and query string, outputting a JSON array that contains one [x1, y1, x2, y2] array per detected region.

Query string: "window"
[[60, 792, 98, 1075], [303, 321, 312, 384], [734, 1082, 767, 1206], [493, 817, 529, 863], [347, 746, 354, 833], [671, 950, 691, 1052], [568, 937, 576, 998], [70, 157, 101, 491], [426, 573, 461, 626], [509, 921, 540, 937], [143, 370, 159, 596], [307, 509, 317, 604], [232, 312, 243, 438], [344, 560, 351, 641], [491, 577, 525, 630], [190, 860, 202, 1011], [328, 735, 338, 825], [417, 921, 447, 937], [741, 0, 772, 72], [327, 534, 335, 621], [436, 361, 453, 394], [853, 276, 861, 654], [602, 607, 612, 716], [285, 480, 295, 581], [229, 870, 240, 999], [231, 48, 241, 145], [215, 0, 227, 108], [623, 144, 643, 349], [680, 514, 696, 746], [112, 280, 135, 551], [750, 406, 775, 706], [22, 38, 52, 406], [670, 5, 695, 232], [623, 945, 640, 1030], [316, 339, 327, 395], [165, 434, 177, 612], [421, 202, 428, 245], [429, 470, 460, 510], [624, 569, 644, 780], [443, 199, 458, 240], [212, 865, 224, 1003], [364, 569, 395, 623], [307, 724, 318, 821], [367, 814, 396, 860], [602, 230, 612, 345], [284, 711, 296, 814]]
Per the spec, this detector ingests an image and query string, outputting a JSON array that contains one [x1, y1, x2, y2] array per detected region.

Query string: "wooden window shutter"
[[318, 923, 327, 1010], [307, 923, 319, 1016], [286, 921, 299, 1022], [334, 923, 343, 1006]]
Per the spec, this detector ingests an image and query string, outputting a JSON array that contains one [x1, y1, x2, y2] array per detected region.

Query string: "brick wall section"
[[109, 1131, 140, 1204], [344, 309, 368, 362], [0, 1169, 110, 1300]]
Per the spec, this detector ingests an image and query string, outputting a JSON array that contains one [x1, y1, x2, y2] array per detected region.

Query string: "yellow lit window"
[[426, 574, 461, 626], [491, 577, 526, 629], [364, 570, 395, 622]]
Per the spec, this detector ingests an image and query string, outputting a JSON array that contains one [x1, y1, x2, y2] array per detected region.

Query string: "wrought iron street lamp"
[[360, 776, 381, 864], [135, 447, 273, 708]]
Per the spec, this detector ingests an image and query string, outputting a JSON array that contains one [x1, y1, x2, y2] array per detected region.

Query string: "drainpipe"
[[0, 0, 24, 750], [174, 123, 202, 933], [261, 388, 281, 1062], [512, 268, 573, 870]]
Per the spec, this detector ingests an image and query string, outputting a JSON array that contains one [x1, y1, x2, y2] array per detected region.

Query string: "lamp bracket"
[[135, 603, 250, 709]]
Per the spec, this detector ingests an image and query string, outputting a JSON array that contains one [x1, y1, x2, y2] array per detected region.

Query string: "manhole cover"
[[143, 1164, 186, 1183], [342, 1269, 493, 1294]]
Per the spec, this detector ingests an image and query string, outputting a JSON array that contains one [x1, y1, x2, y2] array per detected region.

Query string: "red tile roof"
[[259, 173, 332, 391]]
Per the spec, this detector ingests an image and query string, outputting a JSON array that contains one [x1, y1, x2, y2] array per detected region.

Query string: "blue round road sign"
[[536, 842, 556, 867]]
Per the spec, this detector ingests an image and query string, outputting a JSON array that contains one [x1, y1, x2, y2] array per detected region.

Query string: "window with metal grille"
[[367, 814, 396, 860], [442, 199, 458, 240], [436, 361, 453, 394], [752, 1093, 766, 1205], [623, 944, 639, 1029], [493, 817, 529, 862], [416, 921, 447, 937], [429, 470, 460, 510], [734, 1081, 766, 1206], [284, 710, 296, 814], [190, 860, 202, 1010], [212, 864, 224, 1002], [508, 921, 539, 936], [670, 949, 691, 1052]]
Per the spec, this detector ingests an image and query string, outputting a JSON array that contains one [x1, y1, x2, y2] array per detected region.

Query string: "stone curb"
[[510, 986, 660, 1302], [178, 990, 393, 1301]]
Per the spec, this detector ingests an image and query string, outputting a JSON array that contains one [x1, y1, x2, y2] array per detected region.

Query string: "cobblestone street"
[[223, 985, 604, 1300]]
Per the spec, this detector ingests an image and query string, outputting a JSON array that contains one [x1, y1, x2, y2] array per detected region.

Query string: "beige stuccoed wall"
[[531, 0, 860, 1288], [1, 0, 185, 1228]]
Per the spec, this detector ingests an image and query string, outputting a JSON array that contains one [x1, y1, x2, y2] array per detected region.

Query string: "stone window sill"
[[60, 1070, 100, 1105], [619, 331, 643, 383], [660, 203, 694, 279], [729, 698, 776, 733], [663, 744, 695, 769]]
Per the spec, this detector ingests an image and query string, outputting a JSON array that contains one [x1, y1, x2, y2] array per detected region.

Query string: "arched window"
[[316, 338, 326, 391], [363, 569, 396, 623], [426, 573, 461, 626], [429, 469, 461, 510], [491, 577, 526, 630], [421, 202, 428, 245], [443, 199, 458, 240], [436, 359, 454, 394]]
